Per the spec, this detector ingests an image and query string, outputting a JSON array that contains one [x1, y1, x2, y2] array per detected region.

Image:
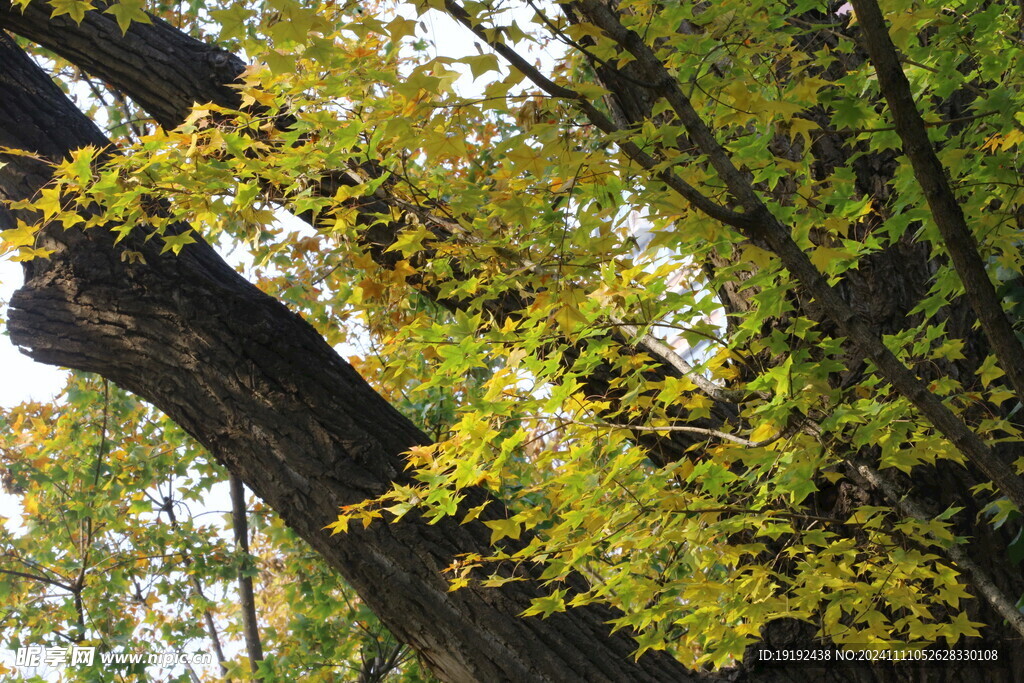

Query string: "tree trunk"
[[0, 33, 697, 683]]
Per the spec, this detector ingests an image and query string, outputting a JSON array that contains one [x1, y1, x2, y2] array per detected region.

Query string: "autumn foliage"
[[2, 0, 1024, 679]]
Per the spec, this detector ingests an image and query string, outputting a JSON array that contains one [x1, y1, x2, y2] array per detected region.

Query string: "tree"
[[1, 0, 1023, 680]]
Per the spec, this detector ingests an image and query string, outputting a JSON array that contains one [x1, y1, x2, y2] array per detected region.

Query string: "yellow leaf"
[[461, 503, 489, 525], [210, 5, 254, 41], [386, 224, 432, 257], [483, 518, 521, 544], [23, 494, 39, 516], [809, 246, 850, 275], [385, 16, 418, 40], [977, 354, 1004, 388], [103, 0, 153, 35], [1, 219, 38, 249], [390, 259, 418, 282], [48, 0, 94, 23], [35, 187, 64, 221], [749, 422, 776, 443]]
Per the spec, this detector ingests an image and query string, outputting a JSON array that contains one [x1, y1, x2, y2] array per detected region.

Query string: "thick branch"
[[191, 574, 230, 677], [229, 474, 264, 675], [853, 462, 1024, 639], [441, 0, 760, 234], [849, 0, 1024, 408], [499, 0, 1024, 511]]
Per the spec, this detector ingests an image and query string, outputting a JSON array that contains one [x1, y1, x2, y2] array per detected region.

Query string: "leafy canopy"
[[3, 0, 1024, 674]]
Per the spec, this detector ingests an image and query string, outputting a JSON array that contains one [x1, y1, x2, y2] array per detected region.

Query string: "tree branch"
[[0, 2, 743, 465], [502, 0, 1024, 511], [853, 461, 1024, 639], [849, 0, 1024, 411], [610, 317, 748, 403], [440, 0, 759, 233], [0, 33, 699, 681], [0, 566, 74, 592]]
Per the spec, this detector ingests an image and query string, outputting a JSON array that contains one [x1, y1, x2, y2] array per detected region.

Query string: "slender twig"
[[192, 574, 230, 677], [854, 462, 1024, 639], [441, 0, 757, 233], [611, 317, 748, 403], [0, 566, 74, 591], [670, 505, 852, 525], [808, 110, 997, 136], [163, 494, 230, 678], [182, 659, 203, 683], [527, 414, 783, 448]]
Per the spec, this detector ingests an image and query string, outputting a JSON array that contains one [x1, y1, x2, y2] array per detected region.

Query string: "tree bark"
[[850, 0, 1024, 404], [0, 33, 697, 683]]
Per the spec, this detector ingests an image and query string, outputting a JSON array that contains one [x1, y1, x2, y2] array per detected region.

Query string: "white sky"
[[0, 260, 68, 408]]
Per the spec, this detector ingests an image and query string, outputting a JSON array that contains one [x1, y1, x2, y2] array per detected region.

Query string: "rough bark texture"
[[850, 0, 1024, 405], [562, 0, 1023, 657], [0, 33, 698, 683]]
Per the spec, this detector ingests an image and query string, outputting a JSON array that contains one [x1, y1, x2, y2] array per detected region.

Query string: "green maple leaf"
[[103, 0, 152, 35], [48, 0, 95, 24]]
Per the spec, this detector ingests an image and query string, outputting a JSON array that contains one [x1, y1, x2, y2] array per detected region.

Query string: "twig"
[[533, 414, 783, 448], [507, 0, 1024, 511], [854, 462, 1024, 639], [0, 566, 74, 592], [611, 316, 748, 403]]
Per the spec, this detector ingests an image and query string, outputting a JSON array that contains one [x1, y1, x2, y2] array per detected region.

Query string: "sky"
[[0, 259, 68, 409], [0, 260, 68, 540]]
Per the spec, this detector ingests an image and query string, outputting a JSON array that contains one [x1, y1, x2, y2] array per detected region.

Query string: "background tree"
[[0, 374, 425, 681], [1, 0, 1024, 681]]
